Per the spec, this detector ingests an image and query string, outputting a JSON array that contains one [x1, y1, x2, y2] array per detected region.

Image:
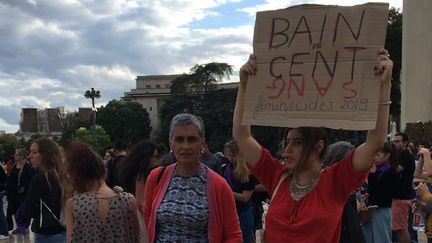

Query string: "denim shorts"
[[35, 232, 66, 243]]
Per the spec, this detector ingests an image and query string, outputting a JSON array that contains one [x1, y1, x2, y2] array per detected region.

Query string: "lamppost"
[[84, 88, 101, 147]]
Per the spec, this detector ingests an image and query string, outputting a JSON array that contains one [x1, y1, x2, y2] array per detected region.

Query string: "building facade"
[[123, 75, 238, 135], [17, 107, 91, 139], [123, 75, 179, 133], [401, 0, 432, 129]]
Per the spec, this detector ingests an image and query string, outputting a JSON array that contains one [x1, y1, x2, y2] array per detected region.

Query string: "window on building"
[[165, 84, 170, 88], [156, 84, 161, 89], [150, 106, 152, 111], [146, 84, 151, 89]]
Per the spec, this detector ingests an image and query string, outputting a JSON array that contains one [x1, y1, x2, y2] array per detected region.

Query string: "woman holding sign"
[[232, 49, 392, 243]]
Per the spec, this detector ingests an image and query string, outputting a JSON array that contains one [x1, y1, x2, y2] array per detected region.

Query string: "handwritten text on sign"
[[243, 3, 389, 130]]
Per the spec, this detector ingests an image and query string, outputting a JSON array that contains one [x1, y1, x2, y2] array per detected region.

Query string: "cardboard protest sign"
[[243, 3, 389, 130]]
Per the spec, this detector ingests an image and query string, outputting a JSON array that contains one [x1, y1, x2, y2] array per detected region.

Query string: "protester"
[[0, 165, 8, 239], [103, 145, 114, 166], [222, 140, 257, 243], [232, 49, 392, 242], [413, 147, 432, 241], [106, 139, 128, 188], [117, 140, 159, 211], [415, 182, 432, 242], [6, 148, 35, 234], [322, 141, 365, 243], [64, 141, 140, 243], [199, 142, 222, 173], [144, 113, 242, 242], [361, 142, 399, 243], [24, 138, 72, 243], [414, 147, 432, 180], [392, 132, 416, 243]]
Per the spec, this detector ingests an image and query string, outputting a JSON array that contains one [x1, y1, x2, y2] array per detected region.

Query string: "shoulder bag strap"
[[39, 199, 60, 228], [271, 172, 290, 202]]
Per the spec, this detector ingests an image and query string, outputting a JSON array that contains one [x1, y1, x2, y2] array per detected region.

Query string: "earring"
[[170, 149, 173, 153]]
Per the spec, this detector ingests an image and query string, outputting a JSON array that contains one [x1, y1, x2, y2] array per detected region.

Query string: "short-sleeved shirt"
[[393, 150, 415, 199], [251, 148, 367, 243], [223, 171, 257, 213], [156, 165, 209, 242]]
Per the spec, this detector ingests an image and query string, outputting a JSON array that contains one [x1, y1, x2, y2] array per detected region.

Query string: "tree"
[[170, 62, 233, 94], [157, 88, 284, 154], [200, 89, 237, 151], [0, 134, 19, 160], [385, 7, 402, 126], [71, 126, 111, 154], [97, 99, 151, 145], [60, 113, 92, 145], [155, 95, 201, 145]]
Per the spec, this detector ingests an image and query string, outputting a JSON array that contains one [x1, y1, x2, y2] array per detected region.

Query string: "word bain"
[[264, 10, 367, 100]]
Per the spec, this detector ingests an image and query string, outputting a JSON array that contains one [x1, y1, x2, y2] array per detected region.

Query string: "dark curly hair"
[[117, 140, 156, 194], [63, 141, 106, 193], [380, 142, 399, 169]]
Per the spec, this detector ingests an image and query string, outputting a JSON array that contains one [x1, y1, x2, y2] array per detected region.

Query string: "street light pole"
[[84, 88, 101, 147]]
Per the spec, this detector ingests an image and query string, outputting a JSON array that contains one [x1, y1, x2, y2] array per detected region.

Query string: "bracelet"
[[379, 101, 392, 105]]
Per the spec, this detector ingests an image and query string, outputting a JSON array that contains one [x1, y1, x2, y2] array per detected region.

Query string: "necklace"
[[289, 171, 321, 201]]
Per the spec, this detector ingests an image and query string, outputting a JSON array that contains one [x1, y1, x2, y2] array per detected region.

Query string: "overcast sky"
[[0, 0, 402, 133]]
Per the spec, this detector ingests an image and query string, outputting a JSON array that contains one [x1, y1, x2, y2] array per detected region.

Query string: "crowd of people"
[[0, 48, 429, 243]]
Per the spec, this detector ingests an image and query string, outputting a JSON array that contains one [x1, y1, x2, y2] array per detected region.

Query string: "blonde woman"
[[222, 140, 257, 243], [23, 138, 72, 243]]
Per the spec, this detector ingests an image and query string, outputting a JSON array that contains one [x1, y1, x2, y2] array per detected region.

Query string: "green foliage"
[[385, 7, 402, 120], [0, 134, 19, 160], [97, 99, 151, 145], [157, 88, 283, 154], [156, 95, 201, 145], [170, 62, 233, 94], [71, 125, 111, 154], [60, 113, 92, 145], [200, 89, 237, 152], [251, 126, 284, 155]]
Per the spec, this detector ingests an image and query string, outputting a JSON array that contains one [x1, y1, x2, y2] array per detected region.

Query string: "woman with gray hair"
[[322, 141, 365, 243], [143, 113, 242, 242], [322, 141, 355, 167]]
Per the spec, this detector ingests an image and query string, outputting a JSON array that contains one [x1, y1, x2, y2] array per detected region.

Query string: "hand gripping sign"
[[243, 3, 389, 130]]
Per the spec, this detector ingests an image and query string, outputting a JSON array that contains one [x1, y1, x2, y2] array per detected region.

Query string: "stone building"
[[16, 107, 90, 140], [401, 0, 432, 129], [123, 74, 238, 135]]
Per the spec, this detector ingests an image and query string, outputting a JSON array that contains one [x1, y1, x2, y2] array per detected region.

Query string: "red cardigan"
[[143, 164, 242, 243]]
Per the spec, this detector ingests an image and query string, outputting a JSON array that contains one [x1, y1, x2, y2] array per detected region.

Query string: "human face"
[[170, 124, 203, 165], [281, 128, 304, 170], [13, 153, 24, 163], [392, 135, 406, 151], [29, 143, 43, 168], [373, 151, 389, 166]]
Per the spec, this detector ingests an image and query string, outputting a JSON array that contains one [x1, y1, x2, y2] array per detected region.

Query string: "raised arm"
[[420, 148, 432, 176], [233, 54, 263, 167], [352, 48, 393, 172], [414, 153, 427, 180], [415, 148, 432, 179]]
